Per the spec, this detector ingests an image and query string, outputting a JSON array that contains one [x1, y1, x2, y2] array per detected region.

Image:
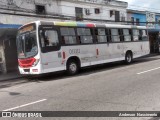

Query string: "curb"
[[141, 53, 160, 58]]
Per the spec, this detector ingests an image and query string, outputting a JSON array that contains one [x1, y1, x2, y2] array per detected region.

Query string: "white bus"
[[16, 21, 150, 75]]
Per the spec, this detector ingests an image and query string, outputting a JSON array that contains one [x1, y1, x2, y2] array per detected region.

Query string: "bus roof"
[[20, 21, 147, 29]]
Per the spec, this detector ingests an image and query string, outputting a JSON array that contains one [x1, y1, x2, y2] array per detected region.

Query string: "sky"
[[120, 0, 160, 12]]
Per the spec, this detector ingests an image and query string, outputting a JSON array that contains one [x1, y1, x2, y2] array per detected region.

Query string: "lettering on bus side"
[[69, 49, 80, 54]]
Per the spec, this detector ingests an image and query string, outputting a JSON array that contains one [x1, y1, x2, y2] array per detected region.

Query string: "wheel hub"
[[70, 63, 77, 73], [127, 55, 131, 62]]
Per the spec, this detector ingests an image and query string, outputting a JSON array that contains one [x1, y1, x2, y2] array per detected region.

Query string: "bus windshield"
[[17, 24, 38, 59]]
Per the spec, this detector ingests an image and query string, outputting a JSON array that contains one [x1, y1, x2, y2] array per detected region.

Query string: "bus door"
[[94, 28, 108, 64], [76, 28, 96, 66], [104, 29, 124, 61], [80, 44, 96, 66], [39, 27, 63, 72]]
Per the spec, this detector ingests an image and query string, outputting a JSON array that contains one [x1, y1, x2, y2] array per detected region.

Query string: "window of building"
[[156, 18, 158, 22], [36, 5, 46, 14], [85, 9, 90, 15], [132, 29, 139, 41], [131, 17, 134, 25], [75, 7, 83, 21], [111, 29, 120, 42], [115, 11, 120, 22], [95, 28, 107, 43], [77, 28, 93, 44], [123, 29, 131, 41], [60, 28, 77, 44], [136, 18, 140, 25], [110, 10, 115, 17], [95, 8, 100, 14]]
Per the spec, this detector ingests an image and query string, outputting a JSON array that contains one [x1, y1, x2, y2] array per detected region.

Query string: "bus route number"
[[69, 49, 80, 54]]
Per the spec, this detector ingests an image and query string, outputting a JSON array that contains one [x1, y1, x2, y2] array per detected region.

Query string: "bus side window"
[[77, 28, 93, 44], [119, 29, 124, 42], [107, 29, 112, 42], [60, 27, 77, 45], [77, 36, 81, 44], [61, 36, 65, 44], [40, 30, 45, 47], [123, 29, 131, 42], [40, 28, 60, 53], [139, 30, 143, 41], [129, 29, 133, 41], [96, 28, 107, 43], [111, 29, 120, 42], [44, 30, 59, 46], [142, 30, 148, 41], [132, 29, 139, 41], [94, 29, 98, 43]]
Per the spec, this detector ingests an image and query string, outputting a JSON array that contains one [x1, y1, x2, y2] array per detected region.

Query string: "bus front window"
[[17, 30, 38, 59]]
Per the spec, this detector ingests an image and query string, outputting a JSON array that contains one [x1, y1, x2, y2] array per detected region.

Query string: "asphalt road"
[[1, 55, 160, 120]]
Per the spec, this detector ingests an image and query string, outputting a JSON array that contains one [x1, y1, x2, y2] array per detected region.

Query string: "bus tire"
[[125, 51, 133, 64], [67, 60, 79, 75]]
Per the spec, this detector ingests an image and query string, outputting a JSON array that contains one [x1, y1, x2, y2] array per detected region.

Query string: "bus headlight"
[[32, 59, 39, 67]]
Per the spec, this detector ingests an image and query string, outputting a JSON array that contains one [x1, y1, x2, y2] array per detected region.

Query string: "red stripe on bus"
[[62, 51, 66, 59], [96, 49, 99, 56], [86, 24, 95, 27]]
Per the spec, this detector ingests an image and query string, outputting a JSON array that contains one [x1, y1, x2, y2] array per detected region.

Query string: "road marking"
[[3, 99, 47, 111], [137, 67, 160, 75]]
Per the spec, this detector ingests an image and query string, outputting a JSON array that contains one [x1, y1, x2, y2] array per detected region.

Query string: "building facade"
[[0, 24, 21, 73], [127, 9, 160, 53], [0, 0, 128, 24], [0, 0, 128, 73], [61, 0, 128, 22]]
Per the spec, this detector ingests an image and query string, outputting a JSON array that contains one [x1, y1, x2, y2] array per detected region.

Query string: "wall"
[[127, 10, 160, 53], [60, 0, 127, 22], [0, 14, 62, 24], [155, 15, 160, 30], [127, 10, 160, 30], [0, 0, 60, 14], [0, 0, 128, 24], [0, 0, 61, 24], [127, 12, 146, 26]]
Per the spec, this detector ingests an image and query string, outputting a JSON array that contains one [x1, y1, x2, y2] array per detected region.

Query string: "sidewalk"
[[0, 71, 24, 81], [139, 53, 160, 59], [146, 53, 160, 57]]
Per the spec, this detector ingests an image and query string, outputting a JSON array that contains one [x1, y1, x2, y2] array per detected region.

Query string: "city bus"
[[16, 21, 150, 75]]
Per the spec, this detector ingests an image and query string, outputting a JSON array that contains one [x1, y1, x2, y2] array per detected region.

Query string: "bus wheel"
[[67, 60, 79, 75], [125, 52, 133, 64]]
